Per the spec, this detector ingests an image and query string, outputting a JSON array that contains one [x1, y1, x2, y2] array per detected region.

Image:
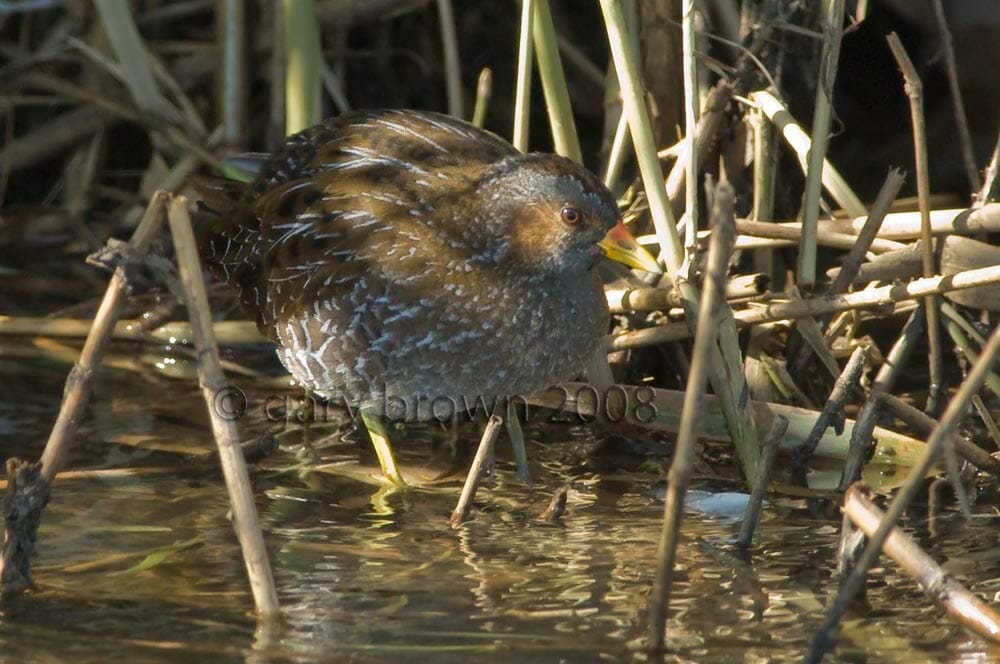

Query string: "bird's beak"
[[599, 220, 663, 274]]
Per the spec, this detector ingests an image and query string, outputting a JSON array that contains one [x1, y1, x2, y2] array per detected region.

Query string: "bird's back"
[[199, 110, 518, 335]]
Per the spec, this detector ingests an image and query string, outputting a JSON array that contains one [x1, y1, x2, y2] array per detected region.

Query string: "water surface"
[[1, 338, 998, 663]]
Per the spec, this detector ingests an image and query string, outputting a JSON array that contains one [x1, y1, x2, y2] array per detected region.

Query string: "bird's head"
[[472, 153, 661, 278]]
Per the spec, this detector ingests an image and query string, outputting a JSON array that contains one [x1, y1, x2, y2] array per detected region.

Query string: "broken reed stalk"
[[666, 81, 735, 218], [789, 169, 905, 376], [786, 286, 841, 381], [37, 195, 167, 480], [609, 262, 1000, 349], [843, 485, 1000, 641], [0, 465, 193, 492], [470, 68, 492, 128], [450, 415, 504, 527], [799, 0, 846, 289], [941, 295, 988, 340], [601, 0, 759, 481], [532, 0, 582, 163], [887, 33, 943, 414], [791, 345, 867, 482], [680, 0, 698, 249], [319, 55, 351, 115], [165, 194, 280, 619], [512, 0, 535, 151], [283, 0, 321, 134], [979, 132, 1000, 205], [217, 0, 248, 150], [1, 193, 168, 595], [806, 316, 1000, 663], [647, 180, 736, 651], [928, 0, 980, 192], [736, 415, 788, 548], [826, 169, 905, 294], [436, 0, 464, 119]]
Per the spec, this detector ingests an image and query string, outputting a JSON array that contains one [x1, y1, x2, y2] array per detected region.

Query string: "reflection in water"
[[2, 342, 1000, 662]]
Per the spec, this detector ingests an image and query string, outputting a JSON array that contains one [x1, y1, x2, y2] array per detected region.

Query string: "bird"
[[194, 109, 660, 486]]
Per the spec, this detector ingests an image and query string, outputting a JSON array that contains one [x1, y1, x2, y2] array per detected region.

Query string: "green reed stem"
[[680, 0, 699, 251], [283, 0, 321, 134], [512, 0, 535, 151], [799, 0, 846, 290], [216, 0, 248, 149], [436, 0, 464, 118], [471, 68, 492, 128], [532, 0, 582, 163]]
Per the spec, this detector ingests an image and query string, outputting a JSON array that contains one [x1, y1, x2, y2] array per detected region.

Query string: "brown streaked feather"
[[202, 109, 519, 337]]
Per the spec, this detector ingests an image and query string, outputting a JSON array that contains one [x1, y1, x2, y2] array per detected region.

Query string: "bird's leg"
[[506, 400, 533, 487], [360, 409, 407, 486]]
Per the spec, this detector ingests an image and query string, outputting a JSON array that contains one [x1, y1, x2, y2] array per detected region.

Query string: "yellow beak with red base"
[[600, 220, 663, 274]]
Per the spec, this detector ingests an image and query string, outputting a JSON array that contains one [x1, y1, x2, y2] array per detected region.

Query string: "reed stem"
[[216, 0, 248, 149], [451, 415, 504, 527], [471, 68, 492, 128], [887, 32, 943, 414], [283, 0, 321, 134], [843, 485, 1000, 641], [680, 0, 699, 251], [929, 0, 980, 192], [532, 0, 582, 163], [647, 180, 737, 651], [166, 194, 281, 620], [436, 0, 464, 118], [512, 0, 535, 152], [736, 415, 788, 547], [799, 0, 846, 289]]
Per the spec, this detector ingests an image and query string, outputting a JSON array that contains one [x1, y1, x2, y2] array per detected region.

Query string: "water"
[[2, 337, 999, 663]]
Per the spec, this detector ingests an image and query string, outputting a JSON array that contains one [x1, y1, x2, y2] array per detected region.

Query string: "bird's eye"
[[560, 207, 582, 225]]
